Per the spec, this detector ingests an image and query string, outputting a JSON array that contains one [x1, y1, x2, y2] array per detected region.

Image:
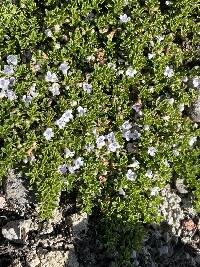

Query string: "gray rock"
[[5, 169, 34, 212], [2, 219, 37, 242], [189, 95, 200, 122]]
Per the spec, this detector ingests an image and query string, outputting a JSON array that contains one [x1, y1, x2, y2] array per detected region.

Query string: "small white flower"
[[43, 128, 54, 141], [163, 159, 170, 167], [67, 165, 76, 174], [55, 43, 61, 50], [58, 164, 68, 174], [148, 53, 155, 59], [164, 66, 174, 78], [128, 158, 140, 169], [108, 142, 120, 152], [188, 136, 197, 146], [7, 55, 18, 66], [45, 71, 58, 83], [59, 62, 70, 75], [6, 90, 17, 101], [173, 149, 180, 156], [64, 148, 75, 158], [122, 121, 132, 130], [178, 103, 184, 112], [156, 35, 164, 42], [145, 170, 153, 178], [167, 98, 174, 105], [144, 125, 150, 131], [119, 188, 125, 196], [163, 115, 170, 121], [119, 14, 131, 23], [49, 83, 60, 96], [0, 90, 6, 98], [82, 82, 92, 93], [148, 147, 157, 156], [54, 24, 61, 32], [2, 65, 14, 75], [165, 1, 172, 5], [193, 77, 199, 88], [29, 83, 38, 97], [150, 187, 160, 196], [96, 135, 106, 149], [45, 29, 52, 37], [182, 76, 188, 83], [85, 143, 95, 152], [108, 63, 117, 71], [126, 67, 137, 77], [22, 95, 32, 105], [126, 169, 136, 181], [77, 106, 87, 116]]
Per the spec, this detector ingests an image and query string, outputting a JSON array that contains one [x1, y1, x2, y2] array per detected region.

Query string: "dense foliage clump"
[[0, 0, 199, 265]]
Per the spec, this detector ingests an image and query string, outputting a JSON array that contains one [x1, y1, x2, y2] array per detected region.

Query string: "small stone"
[[0, 196, 6, 208], [159, 245, 169, 255], [182, 219, 196, 231]]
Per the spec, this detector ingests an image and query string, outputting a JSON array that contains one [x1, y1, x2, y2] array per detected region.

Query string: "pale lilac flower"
[[73, 157, 84, 170], [106, 132, 115, 143], [132, 130, 141, 140], [67, 165, 76, 174], [59, 62, 70, 75], [164, 66, 174, 78], [2, 65, 14, 75], [43, 128, 54, 141], [119, 14, 131, 23], [126, 169, 136, 181], [119, 188, 125, 196], [126, 67, 137, 77], [82, 82, 92, 93], [150, 187, 160, 196], [96, 136, 106, 149], [77, 106, 87, 116], [45, 71, 58, 83], [45, 29, 52, 37], [64, 148, 75, 158], [108, 142, 120, 152], [22, 95, 32, 105], [189, 136, 197, 146], [6, 90, 17, 100], [148, 147, 157, 156], [49, 83, 60, 96], [193, 77, 199, 88], [145, 170, 153, 178], [55, 118, 66, 129], [0, 78, 10, 90], [58, 164, 68, 174], [7, 55, 18, 66], [122, 121, 132, 130], [62, 109, 73, 122], [132, 103, 142, 113], [122, 130, 133, 141]]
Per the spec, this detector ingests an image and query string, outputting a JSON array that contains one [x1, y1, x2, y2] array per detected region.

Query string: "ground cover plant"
[[0, 0, 199, 265]]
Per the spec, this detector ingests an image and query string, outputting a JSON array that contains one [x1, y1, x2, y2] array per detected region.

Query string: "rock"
[[0, 196, 6, 208], [26, 250, 40, 267], [159, 245, 169, 256], [71, 212, 88, 238], [2, 219, 37, 242], [5, 169, 34, 212]]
